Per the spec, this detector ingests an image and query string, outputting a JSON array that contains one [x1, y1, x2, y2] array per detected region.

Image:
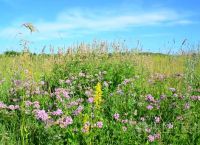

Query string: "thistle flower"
[[94, 82, 103, 108], [148, 135, 155, 142]]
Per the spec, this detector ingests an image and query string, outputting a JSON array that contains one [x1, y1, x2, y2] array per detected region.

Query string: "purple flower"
[[113, 113, 120, 120], [146, 105, 153, 110], [96, 121, 103, 128], [8, 105, 15, 110], [35, 110, 48, 121], [65, 79, 71, 84], [88, 97, 94, 103], [184, 102, 190, 109], [25, 101, 33, 107], [146, 94, 155, 102], [33, 101, 40, 109], [52, 109, 63, 116], [73, 105, 84, 116], [148, 135, 155, 142], [169, 87, 176, 93], [155, 116, 161, 123], [59, 116, 73, 128], [121, 119, 128, 123], [154, 133, 161, 139], [0, 102, 7, 109], [167, 123, 173, 129]]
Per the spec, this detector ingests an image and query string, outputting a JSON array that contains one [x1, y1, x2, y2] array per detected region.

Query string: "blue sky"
[[0, 0, 200, 53]]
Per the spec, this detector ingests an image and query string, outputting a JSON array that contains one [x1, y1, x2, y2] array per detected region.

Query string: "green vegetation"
[[0, 44, 200, 144]]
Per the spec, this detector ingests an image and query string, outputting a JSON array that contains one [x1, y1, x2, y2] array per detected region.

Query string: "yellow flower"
[[94, 82, 103, 108]]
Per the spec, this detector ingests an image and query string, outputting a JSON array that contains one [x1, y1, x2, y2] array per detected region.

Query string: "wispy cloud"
[[0, 8, 193, 41]]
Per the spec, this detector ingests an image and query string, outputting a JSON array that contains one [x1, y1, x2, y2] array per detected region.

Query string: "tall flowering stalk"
[[94, 82, 103, 109]]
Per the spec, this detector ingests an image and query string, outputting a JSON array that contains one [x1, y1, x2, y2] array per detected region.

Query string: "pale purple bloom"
[[59, 116, 73, 128], [147, 105, 153, 110], [33, 101, 40, 109], [154, 133, 161, 139], [88, 97, 94, 103], [96, 121, 103, 128], [35, 110, 48, 121], [52, 109, 63, 116], [113, 113, 120, 120], [155, 116, 161, 123], [8, 105, 15, 110], [148, 135, 155, 142], [167, 123, 173, 129], [184, 102, 190, 109], [0, 102, 7, 109], [25, 101, 32, 107], [146, 94, 155, 102], [85, 90, 92, 97], [121, 119, 128, 123], [65, 79, 71, 84], [169, 87, 176, 93], [73, 105, 84, 116]]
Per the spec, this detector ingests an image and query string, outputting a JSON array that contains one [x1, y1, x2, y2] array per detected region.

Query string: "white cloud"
[[0, 8, 193, 41]]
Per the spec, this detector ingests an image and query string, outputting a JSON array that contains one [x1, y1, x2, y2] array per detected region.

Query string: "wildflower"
[[52, 109, 63, 116], [146, 105, 153, 110], [33, 101, 40, 109], [73, 105, 84, 116], [154, 133, 161, 139], [94, 82, 103, 108], [88, 97, 94, 103], [0, 102, 7, 109], [113, 113, 120, 120], [65, 79, 71, 84], [145, 128, 151, 133], [35, 110, 48, 121], [169, 87, 176, 93], [96, 121, 103, 128], [148, 135, 155, 142], [59, 116, 73, 128], [184, 102, 190, 109], [82, 122, 90, 133], [146, 94, 155, 102], [121, 119, 128, 123], [25, 101, 33, 107], [140, 117, 145, 122], [8, 105, 15, 110], [103, 81, 109, 87], [155, 116, 161, 123], [167, 123, 173, 129]]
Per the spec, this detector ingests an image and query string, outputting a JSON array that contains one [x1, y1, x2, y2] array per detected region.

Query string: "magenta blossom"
[[96, 121, 103, 128], [88, 97, 94, 103], [148, 135, 155, 142], [147, 105, 153, 110], [113, 113, 120, 120], [52, 109, 63, 116], [35, 110, 48, 121]]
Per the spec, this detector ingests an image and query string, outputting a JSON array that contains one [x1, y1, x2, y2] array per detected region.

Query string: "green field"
[[0, 45, 200, 144]]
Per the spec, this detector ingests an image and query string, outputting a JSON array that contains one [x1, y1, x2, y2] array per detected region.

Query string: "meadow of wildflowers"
[[0, 43, 200, 144]]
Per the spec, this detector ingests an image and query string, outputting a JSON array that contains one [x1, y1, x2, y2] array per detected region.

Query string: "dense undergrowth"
[[0, 48, 200, 144]]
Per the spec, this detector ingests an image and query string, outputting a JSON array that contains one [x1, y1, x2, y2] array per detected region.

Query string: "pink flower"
[[184, 102, 190, 109], [33, 101, 40, 109], [113, 113, 120, 120], [167, 123, 173, 129], [88, 97, 94, 103], [8, 105, 15, 110], [121, 119, 128, 123], [35, 110, 48, 121], [154, 133, 161, 139], [145, 128, 151, 133], [59, 116, 73, 128], [52, 109, 63, 116], [146, 105, 153, 110], [146, 94, 155, 102], [73, 105, 84, 116], [155, 116, 161, 123], [96, 121, 103, 128], [148, 135, 155, 142], [0, 102, 7, 109]]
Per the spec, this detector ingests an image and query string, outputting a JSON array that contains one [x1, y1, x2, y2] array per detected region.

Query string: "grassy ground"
[[0, 47, 200, 144]]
